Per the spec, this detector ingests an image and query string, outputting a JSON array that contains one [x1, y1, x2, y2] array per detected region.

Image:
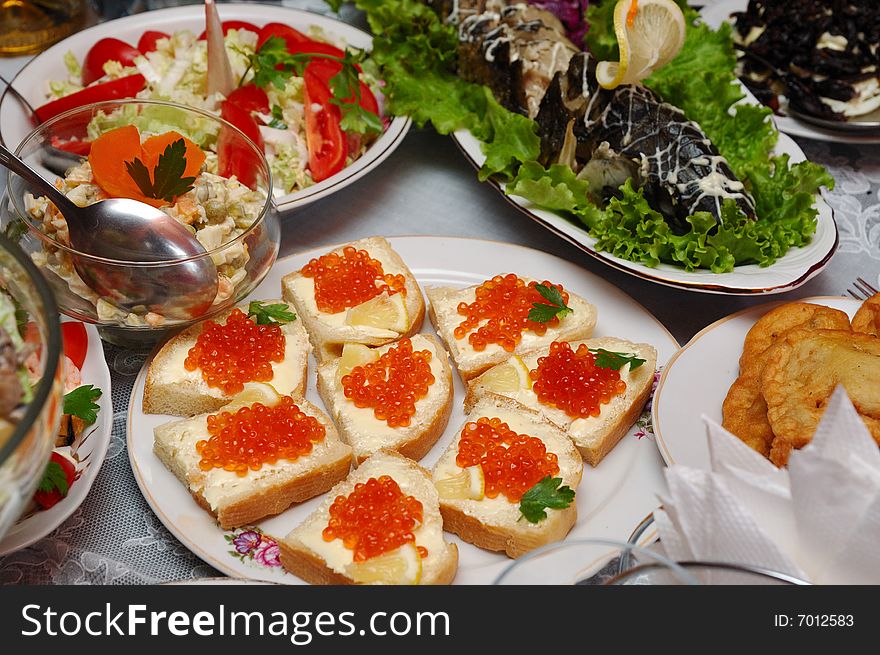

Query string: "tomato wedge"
[[257, 22, 311, 50], [226, 84, 269, 115], [82, 38, 140, 86], [61, 322, 88, 370], [198, 20, 260, 40], [303, 66, 347, 183], [304, 58, 379, 118], [34, 74, 147, 123], [218, 100, 265, 189], [137, 30, 169, 54], [50, 136, 91, 156]]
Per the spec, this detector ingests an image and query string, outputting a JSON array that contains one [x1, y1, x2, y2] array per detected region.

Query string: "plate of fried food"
[[653, 292, 880, 469], [126, 235, 677, 584]]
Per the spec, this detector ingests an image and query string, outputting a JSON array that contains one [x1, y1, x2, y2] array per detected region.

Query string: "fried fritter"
[[739, 302, 852, 376], [761, 328, 880, 466], [722, 303, 851, 456], [852, 292, 880, 337]]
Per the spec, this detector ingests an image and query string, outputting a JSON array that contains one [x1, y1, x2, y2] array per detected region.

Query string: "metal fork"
[[848, 277, 879, 300]]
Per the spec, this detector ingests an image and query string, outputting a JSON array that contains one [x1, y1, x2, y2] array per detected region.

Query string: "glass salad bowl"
[[2, 99, 280, 347], [0, 233, 64, 542]]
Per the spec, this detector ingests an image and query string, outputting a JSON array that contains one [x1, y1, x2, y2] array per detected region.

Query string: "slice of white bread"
[[281, 236, 425, 363], [466, 337, 658, 466], [316, 334, 453, 463], [426, 276, 596, 381], [432, 395, 583, 558], [153, 385, 352, 529], [143, 299, 309, 417], [278, 449, 458, 585]]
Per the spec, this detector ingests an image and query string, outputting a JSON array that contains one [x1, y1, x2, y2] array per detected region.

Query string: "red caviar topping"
[[301, 246, 406, 314], [530, 342, 627, 419], [196, 397, 326, 476], [322, 475, 425, 561], [456, 417, 559, 502], [453, 274, 569, 352], [184, 309, 285, 395], [341, 338, 435, 428]]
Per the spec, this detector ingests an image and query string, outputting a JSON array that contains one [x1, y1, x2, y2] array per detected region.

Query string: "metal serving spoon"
[[0, 142, 219, 320]]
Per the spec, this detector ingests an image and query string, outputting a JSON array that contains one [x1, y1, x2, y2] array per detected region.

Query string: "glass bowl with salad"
[[2, 98, 280, 346], [0, 232, 65, 542]]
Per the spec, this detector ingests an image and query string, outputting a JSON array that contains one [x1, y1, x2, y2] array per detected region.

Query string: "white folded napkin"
[[656, 386, 880, 584]]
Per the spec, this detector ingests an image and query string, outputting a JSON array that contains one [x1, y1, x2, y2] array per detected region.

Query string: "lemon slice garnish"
[[222, 382, 281, 410], [435, 465, 485, 501], [596, 0, 686, 90], [346, 542, 423, 585], [477, 356, 532, 393], [345, 292, 408, 333], [337, 343, 380, 383]]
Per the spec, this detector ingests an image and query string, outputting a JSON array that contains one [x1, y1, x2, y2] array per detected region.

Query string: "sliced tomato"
[[303, 67, 347, 183], [82, 38, 140, 86], [304, 58, 379, 119], [226, 84, 269, 115], [288, 39, 347, 61], [218, 100, 264, 189], [34, 74, 147, 123], [137, 30, 169, 54], [50, 135, 91, 156], [61, 322, 88, 370], [257, 22, 311, 50], [198, 20, 260, 40]]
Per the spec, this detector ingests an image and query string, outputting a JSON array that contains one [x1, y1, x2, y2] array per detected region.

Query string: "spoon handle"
[[0, 143, 79, 214]]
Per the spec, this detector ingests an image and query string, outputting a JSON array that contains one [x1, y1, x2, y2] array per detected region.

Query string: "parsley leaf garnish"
[[38, 460, 69, 495], [63, 385, 102, 425], [589, 348, 646, 371], [528, 283, 574, 323], [248, 301, 296, 325], [329, 50, 383, 135], [268, 105, 288, 129], [125, 138, 196, 203], [238, 38, 381, 135], [519, 476, 575, 524]]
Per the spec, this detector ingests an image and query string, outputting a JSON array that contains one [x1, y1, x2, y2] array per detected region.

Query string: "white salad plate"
[[0, 3, 411, 213], [651, 295, 861, 470], [701, 0, 880, 145], [0, 320, 113, 556], [127, 235, 678, 585]]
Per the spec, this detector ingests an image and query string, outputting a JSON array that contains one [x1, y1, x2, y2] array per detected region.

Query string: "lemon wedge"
[[478, 356, 532, 393], [345, 292, 408, 333], [346, 542, 423, 585], [435, 465, 485, 501], [336, 343, 380, 383], [223, 382, 281, 410], [596, 0, 686, 90]]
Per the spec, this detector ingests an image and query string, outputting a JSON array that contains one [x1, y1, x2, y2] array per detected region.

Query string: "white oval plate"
[[0, 320, 113, 556], [701, 0, 880, 145], [453, 120, 837, 295], [0, 4, 411, 213], [652, 295, 861, 470], [127, 236, 677, 584]]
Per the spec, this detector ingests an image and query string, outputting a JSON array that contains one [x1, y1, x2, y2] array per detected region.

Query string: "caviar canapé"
[[322, 475, 427, 561], [341, 338, 435, 428], [185, 309, 286, 395], [454, 274, 570, 352], [456, 417, 559, 502], [196, 397, 326, 476], [301, 246, 406, 314], [530, 341, 627, 419]]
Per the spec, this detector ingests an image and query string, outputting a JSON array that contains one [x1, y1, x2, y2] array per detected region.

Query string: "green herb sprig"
[[528, 283, 574, 323]]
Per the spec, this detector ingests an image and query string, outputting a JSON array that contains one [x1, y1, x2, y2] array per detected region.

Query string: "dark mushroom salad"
[[732, 0, 880, 121]]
